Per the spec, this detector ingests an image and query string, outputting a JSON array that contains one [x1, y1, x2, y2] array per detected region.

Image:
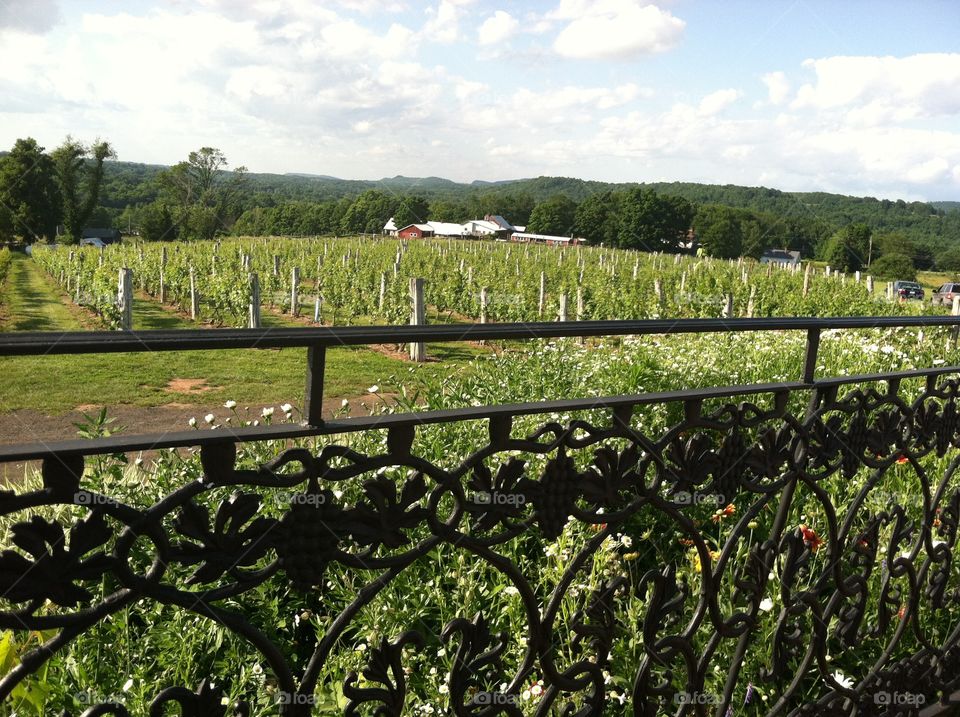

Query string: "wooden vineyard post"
[[952, 296, 960, 352], [159, 246, 167, 303], [379, 272, 387, 312], [409, 278, 426, 362], [746, 285, 756, 318], [290, 267, 300, 317], [855, 271, 861, 283], [117, 268, 133, 330], [576, 287, 584, 345], [273, 255, 280, 276], [479, 287, 489, 346], [98, 247, 104, 267], [866, 275, 874, 293], [803, 264, 811, 297], [248, 273, 261, 329], [722, 293, 734, 318], [559, 292, 568, 322], [314, 294, 322, 324], [653, 279, 664, 309], [538, 272, 546, 318], [886, 282, 894, 300], [189, 266, 198, 321]]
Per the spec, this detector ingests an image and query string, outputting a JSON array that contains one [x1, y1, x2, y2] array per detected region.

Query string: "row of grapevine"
[[31, 236, 926, 329]]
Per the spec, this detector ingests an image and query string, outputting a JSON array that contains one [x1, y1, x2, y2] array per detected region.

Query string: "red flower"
[[711, 503, 736, 523], [799, 524, 825, 552], [896, 455, 909, 465]]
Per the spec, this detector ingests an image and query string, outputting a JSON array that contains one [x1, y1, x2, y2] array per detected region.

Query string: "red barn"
[[397, 224, 435, 239]]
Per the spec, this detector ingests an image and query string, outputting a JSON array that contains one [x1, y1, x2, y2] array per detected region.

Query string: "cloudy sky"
[[1, 0, 959, 200]]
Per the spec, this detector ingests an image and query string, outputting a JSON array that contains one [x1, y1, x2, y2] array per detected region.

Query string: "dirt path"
[[0, 392, 397, 481], [0, 253, 95, 331]]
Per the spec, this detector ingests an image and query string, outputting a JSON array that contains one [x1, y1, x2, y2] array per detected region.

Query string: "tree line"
[[1, 137, 957, 276]]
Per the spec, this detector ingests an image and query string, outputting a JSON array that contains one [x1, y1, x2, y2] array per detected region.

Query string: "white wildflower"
[[833, 671, 854, 689], [262, 407, 274, 418], [224, 400, 237, 409], [188, 417, 197, 427], [204, 413, 215, 424], [280, 403, 293, 413], [368, 384, 380, 393], [759, 597, 774, 612]]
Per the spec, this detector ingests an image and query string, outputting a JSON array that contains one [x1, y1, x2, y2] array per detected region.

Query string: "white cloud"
[[793, 53, 960, 122], [698, 89, 740, 116], [550, 0, 685, 60], [514, 83, 649, 112], [478, 10, 519, 45], [423, 0, 475, 44], [0, 0, 60, 34], [762, 71, 790, 105]]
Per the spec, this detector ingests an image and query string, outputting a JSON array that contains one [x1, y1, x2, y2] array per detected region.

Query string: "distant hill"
[[932, 201, 960, 212], [77, 159, 960, 247]]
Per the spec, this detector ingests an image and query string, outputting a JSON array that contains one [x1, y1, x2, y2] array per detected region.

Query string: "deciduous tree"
[[52, 137, 116, 242], [0, 137, 61, 242]]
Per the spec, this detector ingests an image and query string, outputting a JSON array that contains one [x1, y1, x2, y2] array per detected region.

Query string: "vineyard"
[[7, 238, 960, 715], [30, 237, 927, 331]]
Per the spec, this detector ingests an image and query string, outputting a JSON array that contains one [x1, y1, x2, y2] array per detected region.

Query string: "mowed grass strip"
[[0, 252, 91, 331], [0, 263, 484, 415]]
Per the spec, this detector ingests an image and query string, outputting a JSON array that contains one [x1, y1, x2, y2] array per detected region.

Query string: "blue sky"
[[1, 0, 959, 200]]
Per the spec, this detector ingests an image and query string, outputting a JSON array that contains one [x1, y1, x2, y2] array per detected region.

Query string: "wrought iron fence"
[[1, 317, 960, 716]]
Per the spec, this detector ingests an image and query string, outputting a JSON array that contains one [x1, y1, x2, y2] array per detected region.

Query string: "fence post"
[[248, 273, 260, 329], [189, 266, 198, 321], [117, 267, 133, 330], [409, 277, 426, 362], [538, 272, 546, 317], [290, 267, 300, 317], [952, 296, 960, 351]]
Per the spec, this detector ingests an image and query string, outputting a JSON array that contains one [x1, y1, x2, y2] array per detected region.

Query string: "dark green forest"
[[2, 140, 959, 271]]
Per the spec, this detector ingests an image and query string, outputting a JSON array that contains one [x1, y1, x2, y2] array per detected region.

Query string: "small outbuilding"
[[82, 228, 122, 244], [397, 223, 435, 239], [760, 249, 801, 266]]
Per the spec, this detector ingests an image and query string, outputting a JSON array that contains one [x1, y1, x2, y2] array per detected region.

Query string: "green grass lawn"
[[0, 255, 487, 414]]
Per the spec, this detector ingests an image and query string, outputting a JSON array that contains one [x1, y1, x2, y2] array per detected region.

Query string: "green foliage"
[[526, 194, 577, 236], [392, 195, 430, 229], [157, 147, 247, 240], [0, 138, 61, 242], [51, 137, 116, 242], [616, 188, 693, 252], [694, 204, 743, 258], [936, 247, 960, 272], [339, 189, 396, 234], [139, 202, 179, 242], [870, 253, 917, 281], [823, 223, 871, 272]]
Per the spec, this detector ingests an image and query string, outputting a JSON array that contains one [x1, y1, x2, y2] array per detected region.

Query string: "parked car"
[[893, 280, 924, 300], [933, 282, 960, 306], [79, 237, 107, 248]]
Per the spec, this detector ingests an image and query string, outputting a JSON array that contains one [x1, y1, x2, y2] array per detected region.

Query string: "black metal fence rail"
[[1, 317, 960, 715]]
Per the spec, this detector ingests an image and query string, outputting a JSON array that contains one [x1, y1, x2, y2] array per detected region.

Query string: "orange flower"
[[591, 523, 608, 532], [678, 537, 695, 546], [711, 503, 736, 523], [898, 604, 907, 620], [896, 455, 909, 465], [799, 524, 825, 552]]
